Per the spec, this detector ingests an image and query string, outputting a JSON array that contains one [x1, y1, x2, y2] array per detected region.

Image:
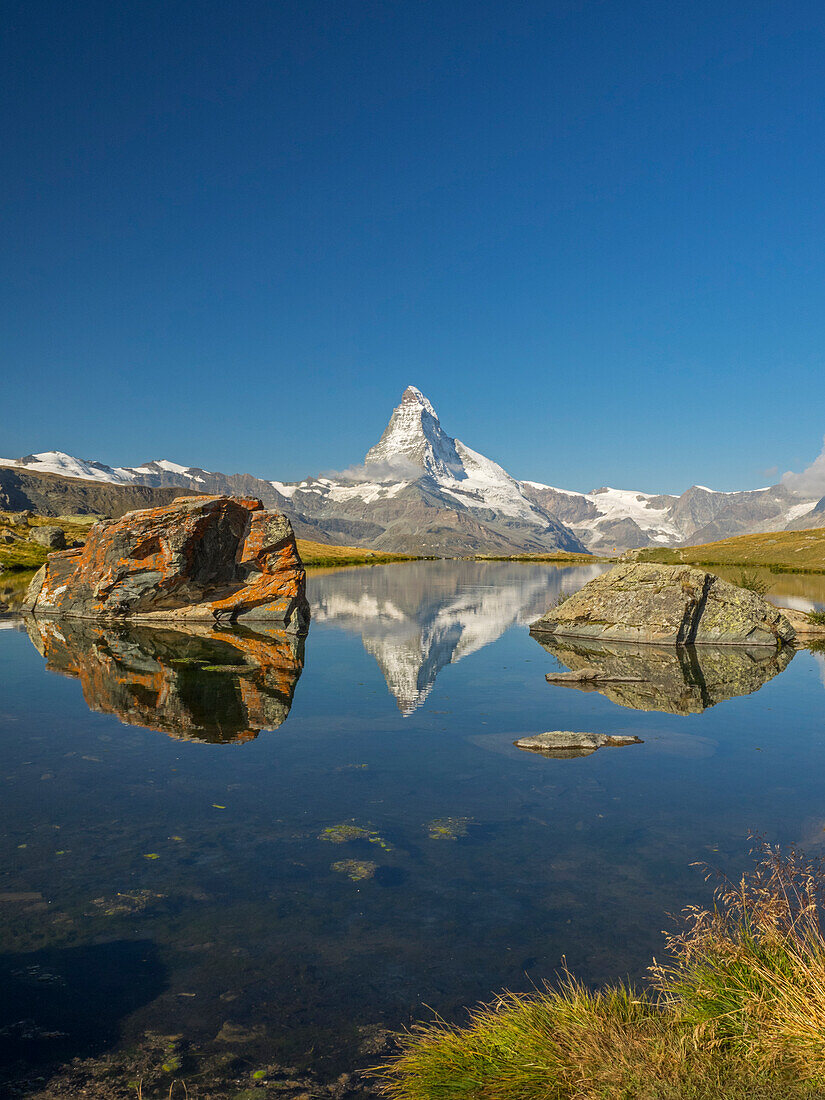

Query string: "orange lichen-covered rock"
[[22, 495, 309, 631]]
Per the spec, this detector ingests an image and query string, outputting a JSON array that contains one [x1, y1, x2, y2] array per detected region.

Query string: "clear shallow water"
[[1, 560, 825, 1094]]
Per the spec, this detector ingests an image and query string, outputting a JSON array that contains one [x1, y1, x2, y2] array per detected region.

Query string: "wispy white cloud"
[[782, 436, 825, 499], [320, 456, 422, 484]]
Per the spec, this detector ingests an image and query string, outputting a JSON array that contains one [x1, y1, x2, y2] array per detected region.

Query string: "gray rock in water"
[[773, 605, 825, 639], [514, 731, 642, 759], [530, 563, 795, 647], [30, 526, 66, 550], [544, 666, 645, 683]]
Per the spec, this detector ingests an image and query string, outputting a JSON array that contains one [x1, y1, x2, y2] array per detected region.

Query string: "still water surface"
[[1, 560, 825, 1093]]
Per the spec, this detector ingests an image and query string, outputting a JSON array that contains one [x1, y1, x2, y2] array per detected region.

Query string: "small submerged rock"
[[514, 731, 642, 759], [318, 822, 392, 849], [426, 817, 473, 840]]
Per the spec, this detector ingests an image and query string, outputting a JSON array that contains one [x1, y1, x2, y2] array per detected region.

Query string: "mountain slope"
[[521, 480, 817, 553], [267, 386, 588, 554], [0, 466, 188, 518], [2, 386, 820, 554]]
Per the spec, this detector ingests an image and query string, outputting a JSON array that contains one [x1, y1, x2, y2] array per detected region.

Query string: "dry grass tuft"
[[377, 839, 825, 1099]]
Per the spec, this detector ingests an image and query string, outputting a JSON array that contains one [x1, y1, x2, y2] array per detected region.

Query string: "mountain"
[[0, 466, 188, 518], [520, 481, 818, 554], [268, 387, 586, 554], [2, 385, 821, 553]]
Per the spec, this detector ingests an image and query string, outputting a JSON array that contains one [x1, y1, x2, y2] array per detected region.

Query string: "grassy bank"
[[636, 527, 825, 572], [297, 538, 424, 568], [0, 512, 97, 571], [466, 552, 603, 564], [379, 842, 825, 1100]]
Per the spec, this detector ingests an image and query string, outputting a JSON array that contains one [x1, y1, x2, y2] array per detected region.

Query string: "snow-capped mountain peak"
[[364, 384, 464, 480]]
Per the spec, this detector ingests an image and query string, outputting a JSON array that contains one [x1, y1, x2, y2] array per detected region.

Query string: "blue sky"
[[3, 0, 825, 492]]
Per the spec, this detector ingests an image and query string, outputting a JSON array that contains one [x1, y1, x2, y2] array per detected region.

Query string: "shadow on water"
[[0, 939, 166, 1090], [533, 634, 795, 713], [24, 618, 305, 743]]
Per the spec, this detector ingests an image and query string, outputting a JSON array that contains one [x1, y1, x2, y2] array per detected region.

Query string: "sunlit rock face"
[[533, 636, 794, 714], [309, 560, 607, 714], [531, 563, 795, 648], [22, 495, 310, 631], [26, 619, 305, 743]]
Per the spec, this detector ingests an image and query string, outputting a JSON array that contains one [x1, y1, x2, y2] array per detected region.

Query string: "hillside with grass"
[[637, 527, 825, 572], [296, 539, 422, 567], [0, 512, 97, 571]]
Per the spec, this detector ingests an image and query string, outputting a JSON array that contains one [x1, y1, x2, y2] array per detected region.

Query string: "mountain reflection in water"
[[25, 618, 304, 742], [308, 560, 607, 714], [534, 636, 795, 714]]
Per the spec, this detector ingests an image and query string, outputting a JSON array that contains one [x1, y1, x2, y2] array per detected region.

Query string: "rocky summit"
[[22, 495, 310, 631], [530, 562, 795, 647]]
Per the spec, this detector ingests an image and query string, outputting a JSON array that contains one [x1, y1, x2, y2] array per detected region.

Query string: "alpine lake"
[[2, 560, 825, 1097]]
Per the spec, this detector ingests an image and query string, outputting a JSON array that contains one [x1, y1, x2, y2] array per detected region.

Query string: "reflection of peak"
[[310, 561, 606, 714], [363, 619, 463, 715]]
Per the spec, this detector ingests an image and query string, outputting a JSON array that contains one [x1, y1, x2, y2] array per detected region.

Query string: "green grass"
[[378, 841, 825, 1100], [0, 511, 97, 572], [0, 540, 48, 571], [296, 538, 424, 568], [636, 527, 825, 571]]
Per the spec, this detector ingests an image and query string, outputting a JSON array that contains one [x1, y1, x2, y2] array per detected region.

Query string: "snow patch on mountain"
[[785, 500, 818, 523], [0, 451, 141, 484]]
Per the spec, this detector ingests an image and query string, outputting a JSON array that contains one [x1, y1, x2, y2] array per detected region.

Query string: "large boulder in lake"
[[22, 495, 310, 631], [530, 563, 794, 648]]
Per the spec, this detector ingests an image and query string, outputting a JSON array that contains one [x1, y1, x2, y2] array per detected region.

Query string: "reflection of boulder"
[[531, 563, 795, 647], [26, 618, 305, 743], [22, 495, 310, 631], [534, 636, 794, 714]]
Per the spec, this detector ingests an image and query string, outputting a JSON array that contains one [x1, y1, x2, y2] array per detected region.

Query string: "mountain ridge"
[[2, 386, 820, 554]]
